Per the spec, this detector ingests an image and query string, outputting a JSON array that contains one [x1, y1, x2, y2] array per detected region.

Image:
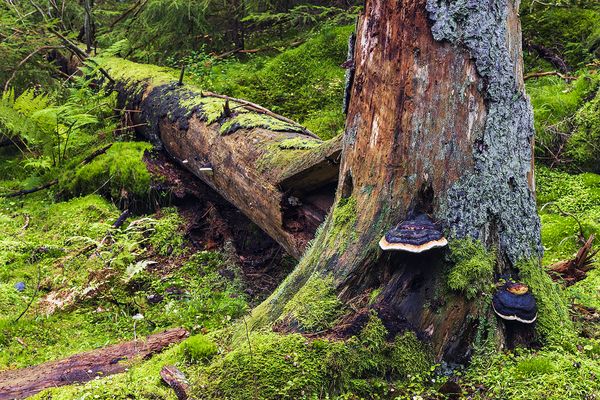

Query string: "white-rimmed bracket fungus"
[[379, 214, 448, 253], [492, 282, 538, 324]]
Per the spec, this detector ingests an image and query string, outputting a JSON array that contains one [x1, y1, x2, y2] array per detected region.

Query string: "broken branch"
[[201, 91, 321, 139], [524, 70, 577, 81], [0, 179, 58, 198]]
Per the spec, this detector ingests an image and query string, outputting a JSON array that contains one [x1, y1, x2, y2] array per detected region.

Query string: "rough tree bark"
[[247, 0, 544, 362]]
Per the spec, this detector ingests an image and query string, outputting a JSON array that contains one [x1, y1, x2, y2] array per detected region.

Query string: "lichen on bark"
[[427, 0, 543, 264]]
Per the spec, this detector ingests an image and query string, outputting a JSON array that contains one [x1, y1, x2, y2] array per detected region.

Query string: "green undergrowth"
[[567, 87, 600, 170], [521, 1, 600, 70], [536, 165, 600, 263], [535, 164, 600, 312], [526, 74, 598, 163], [465, 342, 600, 399], [179, 25, 353, 140], [26, 309, 440, 400], [0, 192, 248, 370]]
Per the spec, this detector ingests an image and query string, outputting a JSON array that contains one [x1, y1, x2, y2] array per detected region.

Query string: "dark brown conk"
[[379, 214, 447, 253], [492, 282, 538, 324]]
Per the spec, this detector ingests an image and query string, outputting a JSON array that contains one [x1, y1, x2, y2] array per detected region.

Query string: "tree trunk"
[[0, 328, 189, 400], [247, 0, 543, 362], [103, 59, 342, 259]]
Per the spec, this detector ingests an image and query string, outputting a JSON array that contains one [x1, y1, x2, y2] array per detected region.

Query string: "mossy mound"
[[59, 142, 154, 205], [200, 313, 433, 399], [567, 89, 600, 171]]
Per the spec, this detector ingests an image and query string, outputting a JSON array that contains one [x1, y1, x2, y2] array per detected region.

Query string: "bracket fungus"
[[379, 214, 447, 253], [492, 282, 538, 324]]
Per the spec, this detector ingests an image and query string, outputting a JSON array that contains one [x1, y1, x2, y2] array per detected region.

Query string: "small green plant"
[[181, 335, 218, 364]]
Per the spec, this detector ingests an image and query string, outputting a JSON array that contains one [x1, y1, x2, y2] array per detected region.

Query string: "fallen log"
[[0, 327, 189, 400], [104, 58, 342, 259]]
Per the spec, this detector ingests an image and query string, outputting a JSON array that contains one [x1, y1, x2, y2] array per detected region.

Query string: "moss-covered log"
[[0, 328, 189, 400], [102, 58, 342, 259], [244, 0, 569, 365]]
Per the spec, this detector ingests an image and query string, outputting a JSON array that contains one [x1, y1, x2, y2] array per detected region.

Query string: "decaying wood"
[[524, 70, 576, 81], [105, 59, 341, 258], [111, 209, 130, 229], [0, 328, 189, 400], [160, 365, 191, 400], [248, 0, 544, 361], [0, 179, 58, 198], [547, 234, 598, 287]]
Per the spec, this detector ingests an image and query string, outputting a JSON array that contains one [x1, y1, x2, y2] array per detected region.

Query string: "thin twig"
[[523, 70, 576, 81], [97, 123, 147, 135], [109, 0, 142, 28], [540, 202, 585, 241], [0, 179, 58, 198], [202, 91, 321, 139], [3, 46, 65, 93]]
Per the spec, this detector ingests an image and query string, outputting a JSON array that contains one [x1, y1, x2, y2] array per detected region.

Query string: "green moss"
[[516, 258, 572, 338], [527, 75, 597, 163], [331, 312, 434, 389], [516, 356, 555, 378], [536, 165, 600, 265], [196, 25, 353, 140], [445, 238, 496, 299], [180, 335, 217, 364], [278, 137, 322, 150], [520, 2, 600, 69], [60, 142, 154, 203], [148, 207, 186, 256], [220, 112, 303, 136], [201, 316, 433, 399], [281, 275, 342, 332], [324, 196, 358, 254], [101, 57, 177, 90]]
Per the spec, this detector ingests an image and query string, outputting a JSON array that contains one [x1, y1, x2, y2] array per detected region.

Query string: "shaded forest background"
[[1, 0, 600, 399]]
